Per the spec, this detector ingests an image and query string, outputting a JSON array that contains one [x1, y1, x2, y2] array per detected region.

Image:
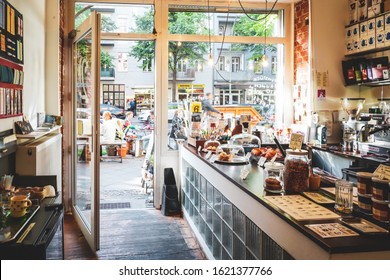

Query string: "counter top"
[[182, 144, 390, 257], [308, 144, 390, 166]]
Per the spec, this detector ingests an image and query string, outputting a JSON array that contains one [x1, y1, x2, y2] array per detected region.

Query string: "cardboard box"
[[385, 30, 390, 45], [359, 0, 368, 21], [367, 32, 377, 49], [346, 40, 354, 54], [360, 20, 368, 35], [376, 29, 386, 47], [367, 17, 376, 32], [368, 3, 384, 18], [376, 15, 385, 30], [385, 12, 390, 29], [360, 36, 368, 51], [349, 0, 359, 24]]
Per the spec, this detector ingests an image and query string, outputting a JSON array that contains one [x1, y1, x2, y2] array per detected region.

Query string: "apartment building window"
[[218, 25, 224, 35], [102, 84, 125, 109], [194, 60, 203, 72], [218, 56, 225, 71], [254, 60, 263, 74], [117, 16, 128, 32], [142, 58, 152, 72], [271, 56, 277, 74], [178, 59, 187, 73], [232, 57, 240, 72], [117, 53, 128, 72]]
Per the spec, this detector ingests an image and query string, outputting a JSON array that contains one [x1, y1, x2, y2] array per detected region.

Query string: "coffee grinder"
[[341, 98, 365, 152]]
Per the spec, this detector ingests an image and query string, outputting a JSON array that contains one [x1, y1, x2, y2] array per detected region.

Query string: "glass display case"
[[230, 132, 261, 153]]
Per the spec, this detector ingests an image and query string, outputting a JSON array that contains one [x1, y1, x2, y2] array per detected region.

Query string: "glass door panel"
[[72, 12, 100, 252]]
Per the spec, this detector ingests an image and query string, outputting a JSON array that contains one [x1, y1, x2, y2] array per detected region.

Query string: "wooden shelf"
[[345, 46, 390, 58]]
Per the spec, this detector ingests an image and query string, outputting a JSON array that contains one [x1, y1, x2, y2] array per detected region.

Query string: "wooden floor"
[[64, 209, 206, 260]]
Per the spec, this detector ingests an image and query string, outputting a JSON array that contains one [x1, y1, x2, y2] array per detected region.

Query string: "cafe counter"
[[179, 144, 390, 260]]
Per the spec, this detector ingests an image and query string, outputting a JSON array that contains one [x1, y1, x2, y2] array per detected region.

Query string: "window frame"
[[73, 0, 294, 153]]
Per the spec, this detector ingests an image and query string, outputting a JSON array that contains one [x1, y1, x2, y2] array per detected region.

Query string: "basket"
[[107, 145, 117, 156]]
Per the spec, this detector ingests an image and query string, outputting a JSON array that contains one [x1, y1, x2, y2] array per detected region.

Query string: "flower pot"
[[120, 146, 128, 158]]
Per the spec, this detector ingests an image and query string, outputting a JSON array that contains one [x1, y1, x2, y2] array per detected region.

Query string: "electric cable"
[[238, 0, 278, 22]]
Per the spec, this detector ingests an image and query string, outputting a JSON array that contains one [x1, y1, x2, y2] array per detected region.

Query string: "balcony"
[[168, 69, 195, 81], [101, 67, 115, 80]]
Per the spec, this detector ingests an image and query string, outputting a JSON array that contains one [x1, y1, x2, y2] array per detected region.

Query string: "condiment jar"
[[283, 149, 310, 193], [372, 177, 390, 201], [356, 172, 374, 195], [372, 197, 390, 223], [263, 162, 284, 193]]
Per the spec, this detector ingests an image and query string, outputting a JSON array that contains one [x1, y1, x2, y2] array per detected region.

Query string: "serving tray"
[[0, 205, 40, 243]]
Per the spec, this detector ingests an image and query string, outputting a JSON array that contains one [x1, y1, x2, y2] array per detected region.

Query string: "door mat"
[[85, 202, 131, 210]]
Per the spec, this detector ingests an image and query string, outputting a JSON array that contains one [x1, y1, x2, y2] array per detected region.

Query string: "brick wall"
[[293, 0, 310, 123], [294, 0, 309, 85]]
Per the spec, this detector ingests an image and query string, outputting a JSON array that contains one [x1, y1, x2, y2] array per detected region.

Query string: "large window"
[[75, 1, 290, 152]]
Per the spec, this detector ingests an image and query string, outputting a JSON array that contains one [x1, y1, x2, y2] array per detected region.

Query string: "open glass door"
[[71, 11, 101, 251]]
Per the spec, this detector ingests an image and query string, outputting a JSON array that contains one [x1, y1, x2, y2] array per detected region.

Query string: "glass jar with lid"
[[283, 149, 310, 193], [230, 132, 261, 154], [263, 161, 284, 193]]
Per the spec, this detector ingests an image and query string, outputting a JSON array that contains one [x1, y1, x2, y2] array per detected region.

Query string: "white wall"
[[0, 0, 46, 132], [310, 0, 348, 113], [45, 0, 60, 115]]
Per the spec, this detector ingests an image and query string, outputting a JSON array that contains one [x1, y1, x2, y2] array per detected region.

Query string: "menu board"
[[264, 195, 340, 221], [305, 223, 359, 238], [0, 0, 23, 64]]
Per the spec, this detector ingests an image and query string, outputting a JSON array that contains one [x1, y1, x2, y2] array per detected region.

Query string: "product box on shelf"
[[359, 0, 368, 21], [349, 0, 359, 24], [367, 17, 376, 32], [368, 3, 384, 18], [360, 20, 368, 36], [385, 30, 390, 46], [367, 32, 377, 49], [376, 29, 386, 47], [385, 13, 390, 29]]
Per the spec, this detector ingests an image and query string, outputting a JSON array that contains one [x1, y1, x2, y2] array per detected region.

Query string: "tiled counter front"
[[181, 159, 293, 260], [180, 145, 390, 260]]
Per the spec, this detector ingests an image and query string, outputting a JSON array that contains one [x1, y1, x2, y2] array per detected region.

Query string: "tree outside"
[[129, 9, 209, 102]]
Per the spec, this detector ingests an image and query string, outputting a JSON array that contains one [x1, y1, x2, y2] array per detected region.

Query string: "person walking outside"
[[201, 92, 220, 116]]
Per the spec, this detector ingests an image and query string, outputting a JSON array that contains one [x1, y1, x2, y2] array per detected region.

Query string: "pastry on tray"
[[217, 151, 234, 161]]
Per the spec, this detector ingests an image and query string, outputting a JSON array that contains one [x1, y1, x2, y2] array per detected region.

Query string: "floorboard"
[[64, 209, 205, 260]]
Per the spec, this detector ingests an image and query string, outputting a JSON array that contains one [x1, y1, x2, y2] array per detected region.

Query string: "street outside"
[[76, 116, 154, 211]]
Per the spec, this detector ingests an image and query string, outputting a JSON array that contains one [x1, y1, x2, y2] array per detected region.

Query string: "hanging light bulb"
[[208, 52, 213, 66], [177, 41, 182, 47]]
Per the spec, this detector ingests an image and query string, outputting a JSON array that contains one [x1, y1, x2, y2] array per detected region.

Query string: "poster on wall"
[[0, 0, 23, 64]]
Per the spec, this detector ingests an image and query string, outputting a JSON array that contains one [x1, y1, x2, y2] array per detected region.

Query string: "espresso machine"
[[341, 98, 366, 152], [358, 98, 390, 161]]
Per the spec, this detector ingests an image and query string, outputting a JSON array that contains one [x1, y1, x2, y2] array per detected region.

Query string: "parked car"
[[137, 102, 178, 123], [100, 104, 125, 119]]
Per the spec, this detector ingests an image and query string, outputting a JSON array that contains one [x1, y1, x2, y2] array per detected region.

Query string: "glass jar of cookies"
[[263, 161, 284, 193], [283, 149, 310, 193]]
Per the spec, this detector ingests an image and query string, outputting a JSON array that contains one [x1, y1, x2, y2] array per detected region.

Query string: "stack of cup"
[[356, 172, 374, 215], [371, 177, 390, 223]]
